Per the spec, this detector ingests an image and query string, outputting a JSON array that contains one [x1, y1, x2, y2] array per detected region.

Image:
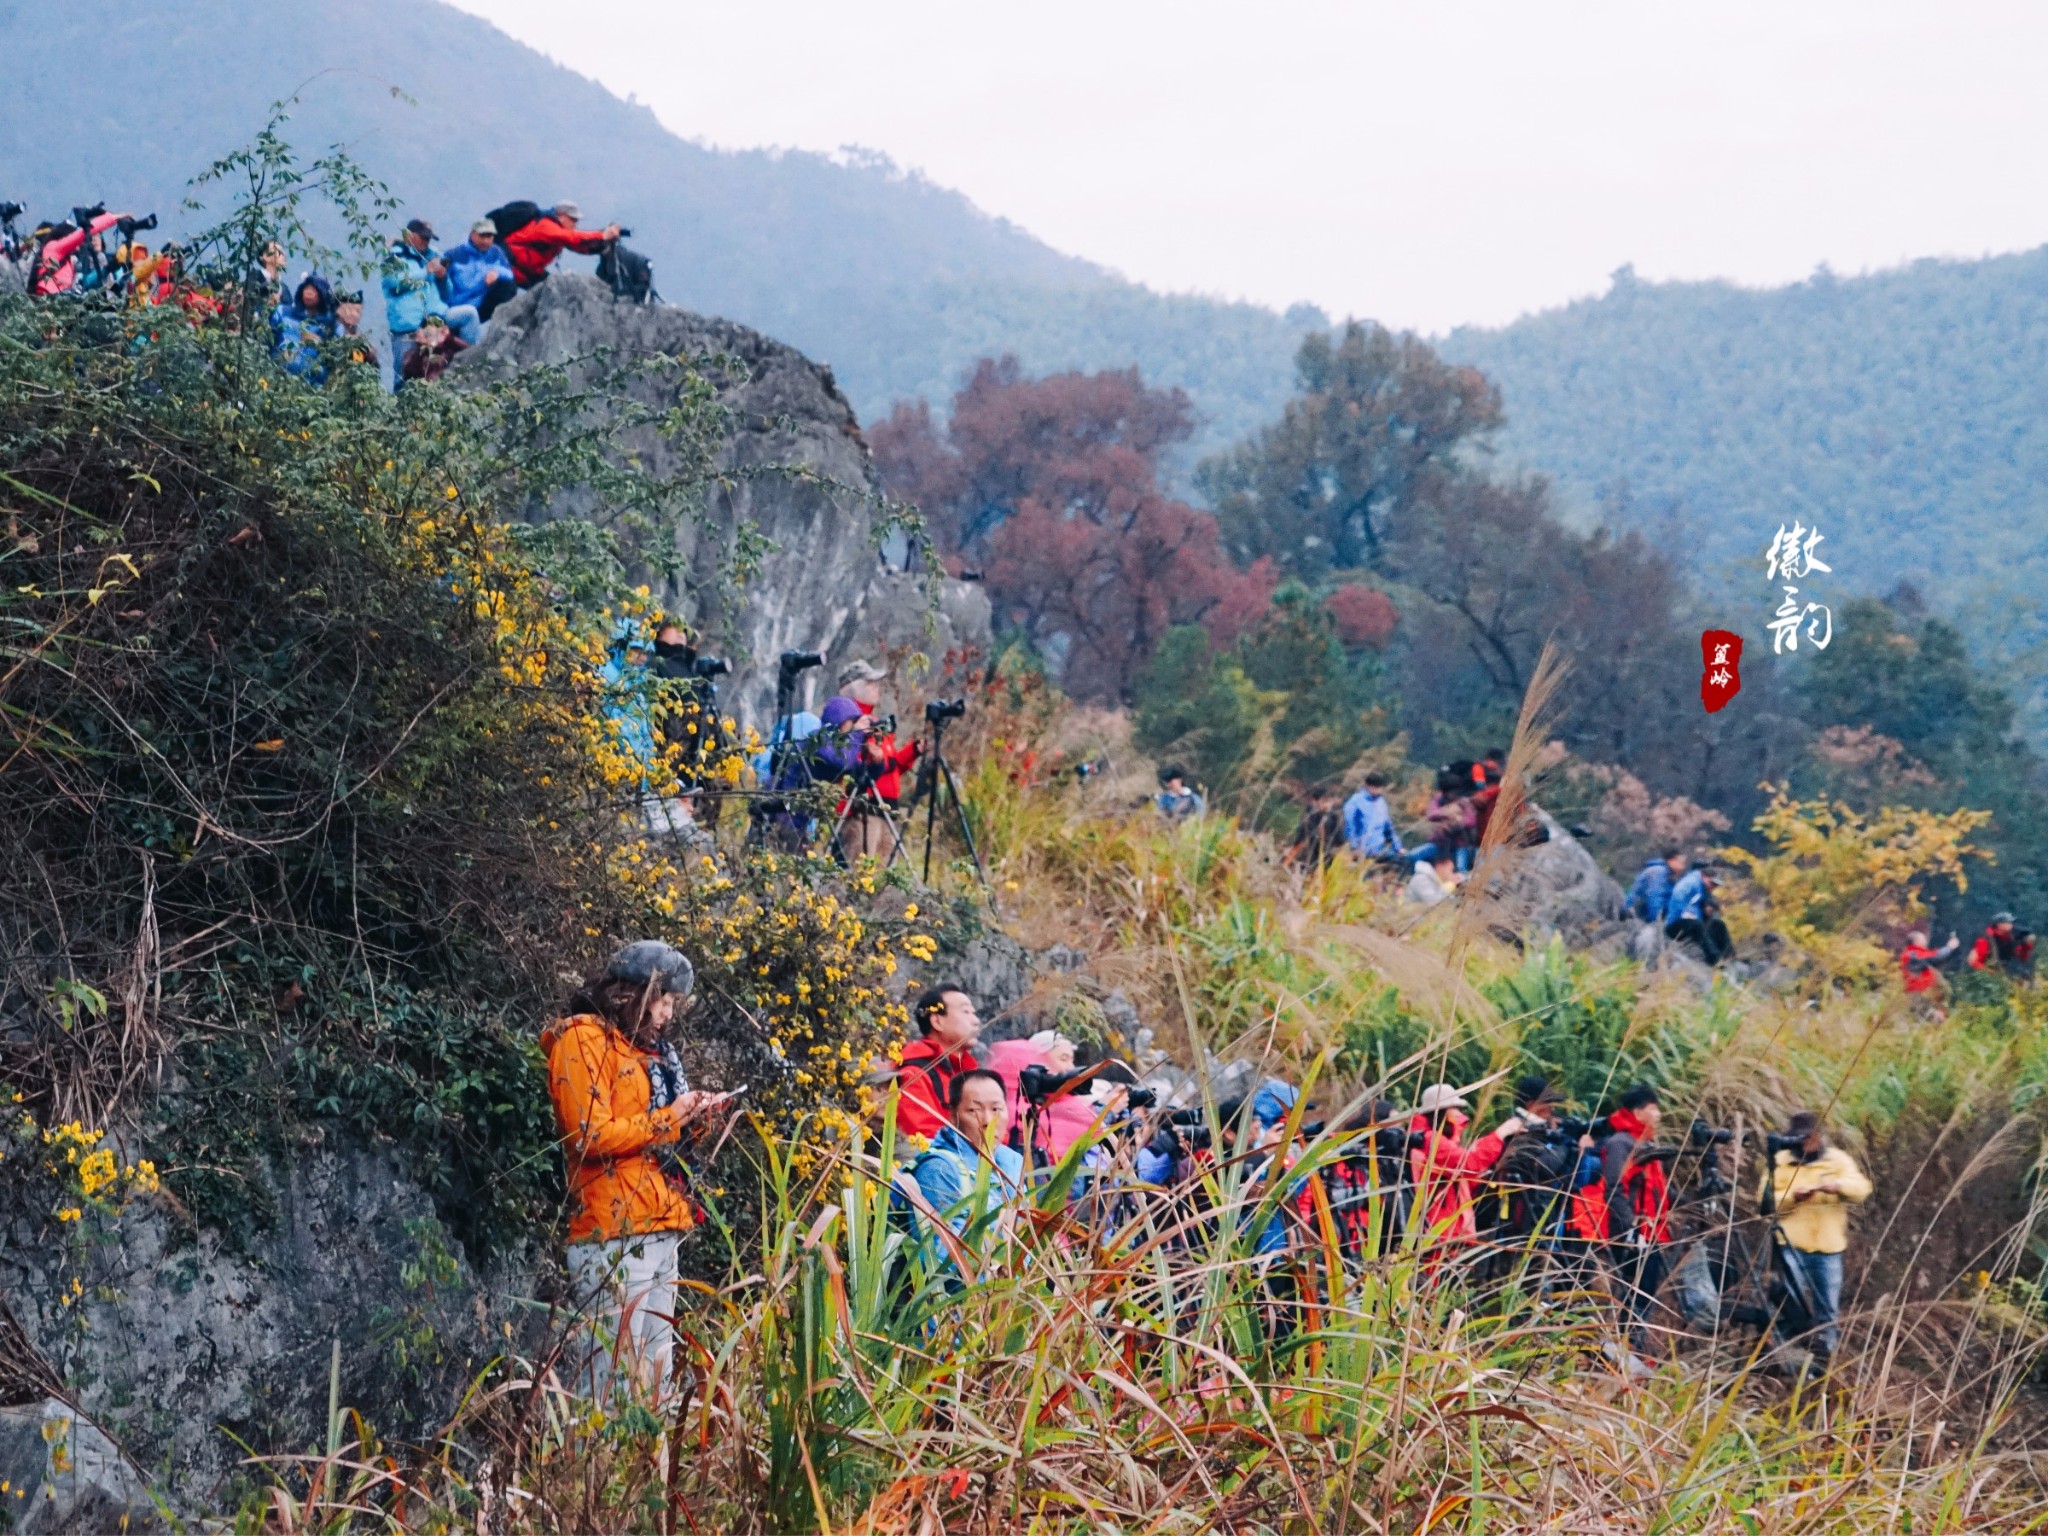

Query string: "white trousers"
[[566, 1232, 681, 1403]]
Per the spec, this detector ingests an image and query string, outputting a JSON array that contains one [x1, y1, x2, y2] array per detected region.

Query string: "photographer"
[[503, 200, 623, 288], [1968, 912, 2035, 980], [836, 660, 920, 859], [890, 984, 984, 1141], [1485, 1076, 1596, 1272], [905, 1068, 1027, 1257], [1408, 1083, 1526, 1264], [30, 207, 130, 297], [1311, 1098, 1416, 1262], [1769, 1110, 1871, 1362], [1598, 1083, 1676, 1352]]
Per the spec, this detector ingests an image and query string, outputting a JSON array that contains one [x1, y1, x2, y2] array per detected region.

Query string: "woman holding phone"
[[544, 940, 739, 1403]]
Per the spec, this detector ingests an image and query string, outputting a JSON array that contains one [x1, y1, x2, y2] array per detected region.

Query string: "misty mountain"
[[0, 0, 1317, 462], [8, 0, 2045, 732], [1443, 258, 2048, 731]]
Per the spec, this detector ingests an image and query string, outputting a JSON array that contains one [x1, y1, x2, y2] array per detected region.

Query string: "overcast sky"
[[448, 0, 2048, 333]]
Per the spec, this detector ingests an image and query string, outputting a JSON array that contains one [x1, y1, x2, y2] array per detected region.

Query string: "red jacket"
[[1408, 1112, 1506, 1244], [1970, 929, 2034, 971], [1900, 943, 1942, 993], [504, 216, 612, 287], [892, 1035, 975, 1140], [854, 699, 920, 801]]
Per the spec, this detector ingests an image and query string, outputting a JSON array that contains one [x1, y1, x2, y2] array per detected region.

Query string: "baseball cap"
[[552, 200, 581, 221], [470, 218, 497, 236], [837, 658, 886, 688], [404, 217, 436, 240], [1416, 1083, 1470, 1115]]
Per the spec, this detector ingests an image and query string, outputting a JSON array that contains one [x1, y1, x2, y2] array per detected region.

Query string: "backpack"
[[486, 200, 545, 241], [598, 242, 656, 304]]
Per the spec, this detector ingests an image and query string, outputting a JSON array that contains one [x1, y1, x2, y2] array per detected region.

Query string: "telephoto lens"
[[779, 649, 824, 674], [691, 656, 730, 679], [925, 697, 967, 723]]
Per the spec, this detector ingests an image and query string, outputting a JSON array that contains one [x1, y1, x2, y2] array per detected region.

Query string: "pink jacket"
[[33, 212, 122, 297], [985, 1038, 1047, 1143]]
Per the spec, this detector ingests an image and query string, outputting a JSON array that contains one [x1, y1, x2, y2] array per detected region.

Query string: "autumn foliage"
[[871, 356, 1272, 700]]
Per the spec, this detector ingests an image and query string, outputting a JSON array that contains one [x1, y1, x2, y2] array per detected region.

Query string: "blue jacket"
[[1667, 869, 1708, 924], [269, 273, 339, 383], [381, 239, 448, 336], [598, 650, 659, 778], [1342, 788, 1402, 857], [440, 239, 516, 310], [910, 1124, 1026, 1242], [1625, 859, 1676, 923]]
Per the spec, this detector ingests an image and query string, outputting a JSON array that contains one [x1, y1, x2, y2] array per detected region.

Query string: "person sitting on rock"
[[1664, 866, 1734, 965], [504, 200, 621, 289], [1405, 853, 1461, 907], [441, 218, 520, 323]]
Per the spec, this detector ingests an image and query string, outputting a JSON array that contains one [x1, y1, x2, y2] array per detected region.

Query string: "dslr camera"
[[925, 697, 967, 724], [1764, 1130, 1810, 1159], [1689, 1121, 1736, 1147], [691, 655, 731, 681], [779, 649, 824, 678], [116, 213, 158, 239]]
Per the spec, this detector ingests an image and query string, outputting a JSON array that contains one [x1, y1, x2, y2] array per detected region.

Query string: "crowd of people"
[[1, 193, 623, 393], [546, 942, 1875, 1402]]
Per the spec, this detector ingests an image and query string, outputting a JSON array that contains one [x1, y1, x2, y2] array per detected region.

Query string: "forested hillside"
[[1443, 257, 2048, 730], [0, 0, 1314, 460]]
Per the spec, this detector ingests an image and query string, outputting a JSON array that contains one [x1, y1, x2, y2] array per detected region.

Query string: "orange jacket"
[[544, 1013, 695, 1243]]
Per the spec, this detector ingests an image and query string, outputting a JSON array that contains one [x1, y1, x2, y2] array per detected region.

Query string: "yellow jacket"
[[1770, 1145, 1872, 1254]]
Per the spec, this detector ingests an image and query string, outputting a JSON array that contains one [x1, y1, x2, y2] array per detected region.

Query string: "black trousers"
[[477, 277, 520, 322], [1666, 916, 1734, 965]]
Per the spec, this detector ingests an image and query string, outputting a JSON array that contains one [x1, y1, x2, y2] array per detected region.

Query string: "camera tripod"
[[897, 706, 990, 893]]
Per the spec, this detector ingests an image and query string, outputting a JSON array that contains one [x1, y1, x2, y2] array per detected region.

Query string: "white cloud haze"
[[448, 0, 2048, 332]]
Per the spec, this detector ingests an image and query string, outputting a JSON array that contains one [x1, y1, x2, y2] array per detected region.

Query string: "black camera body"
[[116, 213, 158, 239], [1690, 1121, 1736, 1147], [779, 649, 823, 677], [925, 697, 967, 723], [691, 655, 730, 680], [1764, 1130, 1809, 1159], [0, 200, 23, 225]]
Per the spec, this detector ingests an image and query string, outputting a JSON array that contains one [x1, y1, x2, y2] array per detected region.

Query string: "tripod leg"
[[937, 755, 992, 894]]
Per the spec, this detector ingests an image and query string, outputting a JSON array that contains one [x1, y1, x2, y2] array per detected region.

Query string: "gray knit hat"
[[604, 940, 694, 998]]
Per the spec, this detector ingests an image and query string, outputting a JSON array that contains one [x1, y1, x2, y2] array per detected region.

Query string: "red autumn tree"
[[870, 356, 1272, 700], [1323, 583, 1398, 649]]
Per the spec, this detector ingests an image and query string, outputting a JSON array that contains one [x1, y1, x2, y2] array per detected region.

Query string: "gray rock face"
[[0, 1399, 162, 1533], [457, 276, 989, 725], [1495, 807, 1628, 944], [1, 1142, 535, 1513]]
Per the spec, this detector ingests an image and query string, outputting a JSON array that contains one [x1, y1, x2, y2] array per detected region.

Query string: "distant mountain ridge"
[[1441, 256, 2048, 733], [7, 0, 2044, 732], [0, 0, 1316, 462]]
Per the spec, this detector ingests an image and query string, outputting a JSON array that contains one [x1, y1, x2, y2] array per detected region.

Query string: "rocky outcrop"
[[457, 276, 990, 724], [0, 1399, 162, 1534], [0, 1142, 535, 1513], [1495, 807, 1628, 945]]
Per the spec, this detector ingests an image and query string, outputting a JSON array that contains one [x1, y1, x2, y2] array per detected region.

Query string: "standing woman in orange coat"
[[544, 941, 733, 1403]]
